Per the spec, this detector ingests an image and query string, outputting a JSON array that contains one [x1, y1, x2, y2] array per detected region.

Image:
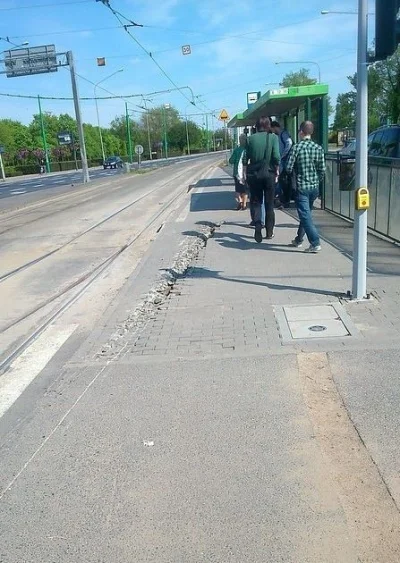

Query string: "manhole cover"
[[309, 325, 327, 332], [273, 303, 358, 341]]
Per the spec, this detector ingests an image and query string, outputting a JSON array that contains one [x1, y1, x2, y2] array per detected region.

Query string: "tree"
[[280, 68, 317, 87], [333, 92, 357, 130]]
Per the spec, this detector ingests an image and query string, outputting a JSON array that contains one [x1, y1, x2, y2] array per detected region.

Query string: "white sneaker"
[[289, 239, 303, 248], [304, 244, 321, 253]]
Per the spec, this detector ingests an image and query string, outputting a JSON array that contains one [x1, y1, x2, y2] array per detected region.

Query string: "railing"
[[324, 153, 400, 243]]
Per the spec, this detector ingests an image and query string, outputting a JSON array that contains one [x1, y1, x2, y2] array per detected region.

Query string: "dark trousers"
[[249, 176, 275, 237]]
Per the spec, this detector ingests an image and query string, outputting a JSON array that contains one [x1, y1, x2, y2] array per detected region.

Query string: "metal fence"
[[324, 153, 400, 243]]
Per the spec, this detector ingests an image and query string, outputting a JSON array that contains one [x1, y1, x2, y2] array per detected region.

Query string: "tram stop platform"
[[3, 164, 400, 562]]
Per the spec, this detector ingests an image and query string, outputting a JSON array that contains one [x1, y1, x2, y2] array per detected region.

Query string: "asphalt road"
[[0, 152, 228, 201]]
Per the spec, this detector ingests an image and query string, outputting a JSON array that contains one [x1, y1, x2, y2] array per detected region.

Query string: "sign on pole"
[[181, 45, 191, 55], [219, 109, 229, 121], [135, 144, 144, 168], [57, 132, 73, 145], [3, 45, 58, 78], [247, 91, 261, 109]]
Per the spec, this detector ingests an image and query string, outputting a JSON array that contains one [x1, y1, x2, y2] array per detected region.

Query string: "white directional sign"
[[135, 144, 144, 155], [4, 45, 58, 78]]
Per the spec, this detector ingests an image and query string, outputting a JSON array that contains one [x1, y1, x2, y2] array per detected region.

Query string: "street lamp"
[[94, 68, 123, 162], [323, 4, 369, 299], [321, 10, 357, 15], [275, 60, 321, 83], [0, 37, 29, 49], [138, 97, 153, 160]]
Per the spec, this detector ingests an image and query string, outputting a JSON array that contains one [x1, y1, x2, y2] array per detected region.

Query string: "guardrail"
[[324, 153, 400, 243]]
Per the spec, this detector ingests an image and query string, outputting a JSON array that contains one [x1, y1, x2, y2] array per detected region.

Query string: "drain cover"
[[309, 325, 327, 332], [274, 303, 356, 341]]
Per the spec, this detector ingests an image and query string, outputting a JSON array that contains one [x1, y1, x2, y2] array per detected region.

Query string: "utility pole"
[[141, 97, 153, 160], [125, 102, 133, 163], [37, 96, 50, 173], [162, 105, 169, 159], [205, 113, 209, 152], [67, 51, 89, 183], [352, 0, 368, 300], [0, 152, 5, 182]]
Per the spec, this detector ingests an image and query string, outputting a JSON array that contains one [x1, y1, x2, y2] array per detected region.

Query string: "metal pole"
[[205, 113, 209, 152], [94, 90, 105, 162], [125, 102, 133, 163], [0, 152, 5, 182], [352, 0, 368, 300], [162, 106, 168, 159], [38, 95, 50, 173], [67, 51, 89, 183], [185, 112, 191, 155], [142, 97, 152, 160]]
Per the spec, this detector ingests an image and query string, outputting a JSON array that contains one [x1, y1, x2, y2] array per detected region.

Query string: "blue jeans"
[[295, 189, 320, 246]]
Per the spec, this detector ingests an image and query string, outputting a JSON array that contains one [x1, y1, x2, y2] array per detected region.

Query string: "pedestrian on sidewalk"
[[243, 116, 280, 242], [229, 134, 248, 211], [271, 120, 293, 208], [286, 121, 326, 253]]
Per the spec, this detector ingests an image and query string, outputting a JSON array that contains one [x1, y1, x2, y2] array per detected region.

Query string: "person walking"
[[271, 120, 293, 207], [286, 121, 326, 253], [243, 116, 280, 243], [229, 134, 248, 210]]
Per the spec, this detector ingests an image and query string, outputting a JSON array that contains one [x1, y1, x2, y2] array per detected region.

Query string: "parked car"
[[339, 139, 356, 157], [103, 156, 123, 169], [368, 125, 400, 158]]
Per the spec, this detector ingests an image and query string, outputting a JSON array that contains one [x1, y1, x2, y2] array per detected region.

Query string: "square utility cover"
[[276, 303, 354, 340]]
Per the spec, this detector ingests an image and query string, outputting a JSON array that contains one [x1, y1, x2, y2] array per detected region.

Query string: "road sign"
[[57, 132, 73, 145], [247, 91, 260, 109], [135, 144, 144, 155], [97, 57, 106, 66], [0, 145, 5, 154], [181, 45, 191, 55], [219, 109, 229, 121], [3, 45, 58, 78]]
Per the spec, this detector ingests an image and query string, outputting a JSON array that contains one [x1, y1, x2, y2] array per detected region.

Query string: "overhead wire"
[[96, 0, 197, 107], [0, 0, 92, 10]]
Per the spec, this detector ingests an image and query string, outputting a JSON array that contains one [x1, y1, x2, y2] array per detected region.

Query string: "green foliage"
[[280, 68, 317, 87], [0, 104, 209, 170], [334, 47, 400, 133]]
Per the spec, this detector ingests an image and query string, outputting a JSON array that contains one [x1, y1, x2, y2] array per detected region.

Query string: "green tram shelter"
[[228, 84, 329, 151]]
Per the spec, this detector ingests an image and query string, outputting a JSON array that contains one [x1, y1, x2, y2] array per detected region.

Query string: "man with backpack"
[[243, 116, 280, 243], [271, 120, 293, 207], [285, 121, 326, 253]]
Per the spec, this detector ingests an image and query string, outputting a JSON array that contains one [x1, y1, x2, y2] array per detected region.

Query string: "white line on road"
[[31, 183, 45, 188], [10, 190, 27, 195], [0, 324, 77, 420]]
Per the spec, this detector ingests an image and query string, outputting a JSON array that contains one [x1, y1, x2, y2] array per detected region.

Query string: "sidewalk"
[[2, 165, 400, 561]]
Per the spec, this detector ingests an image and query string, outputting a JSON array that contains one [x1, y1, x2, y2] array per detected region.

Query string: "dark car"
[[368, 125, 400, 159], [103, 156, 123, 169]]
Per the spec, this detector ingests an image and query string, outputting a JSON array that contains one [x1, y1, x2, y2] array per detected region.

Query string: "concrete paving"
[[1, 165, 400, 561]]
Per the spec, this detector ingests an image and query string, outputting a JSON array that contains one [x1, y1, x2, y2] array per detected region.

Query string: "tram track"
[[0, 160, 218, 374], [0, 163, 202, 283]]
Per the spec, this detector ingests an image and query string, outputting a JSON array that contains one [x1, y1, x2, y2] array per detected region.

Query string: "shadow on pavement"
[[190, 190, 234, 212], [186, 266, 347, 298]]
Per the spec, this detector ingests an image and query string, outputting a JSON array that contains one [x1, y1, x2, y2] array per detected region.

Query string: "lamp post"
[[322, 5, 369, 299], [184, 103, 193, 156], [162, 104, 170, 159], [0, 37, 29, 49], [140, 97, 153, 160], [94, 68, 123, 162], [274, 60, 321, 83]]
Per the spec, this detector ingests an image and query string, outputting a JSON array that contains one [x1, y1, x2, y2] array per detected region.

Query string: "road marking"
[[10, 190, 27, 195], [32, 183, 45, 187], [0, 324, 78, 420]]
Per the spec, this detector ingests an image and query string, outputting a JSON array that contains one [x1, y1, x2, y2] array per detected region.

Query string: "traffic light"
[[375, 0, 400, 61]]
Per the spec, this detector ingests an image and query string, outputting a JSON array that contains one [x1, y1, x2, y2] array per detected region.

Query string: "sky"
[[0, 0, 375, 130]]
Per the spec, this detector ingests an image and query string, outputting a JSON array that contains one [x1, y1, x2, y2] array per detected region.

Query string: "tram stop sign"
[[135, 144, 144, 155]]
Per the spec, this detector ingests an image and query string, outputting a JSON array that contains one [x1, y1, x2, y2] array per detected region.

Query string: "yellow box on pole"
[[355, 187, 370, 210]]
